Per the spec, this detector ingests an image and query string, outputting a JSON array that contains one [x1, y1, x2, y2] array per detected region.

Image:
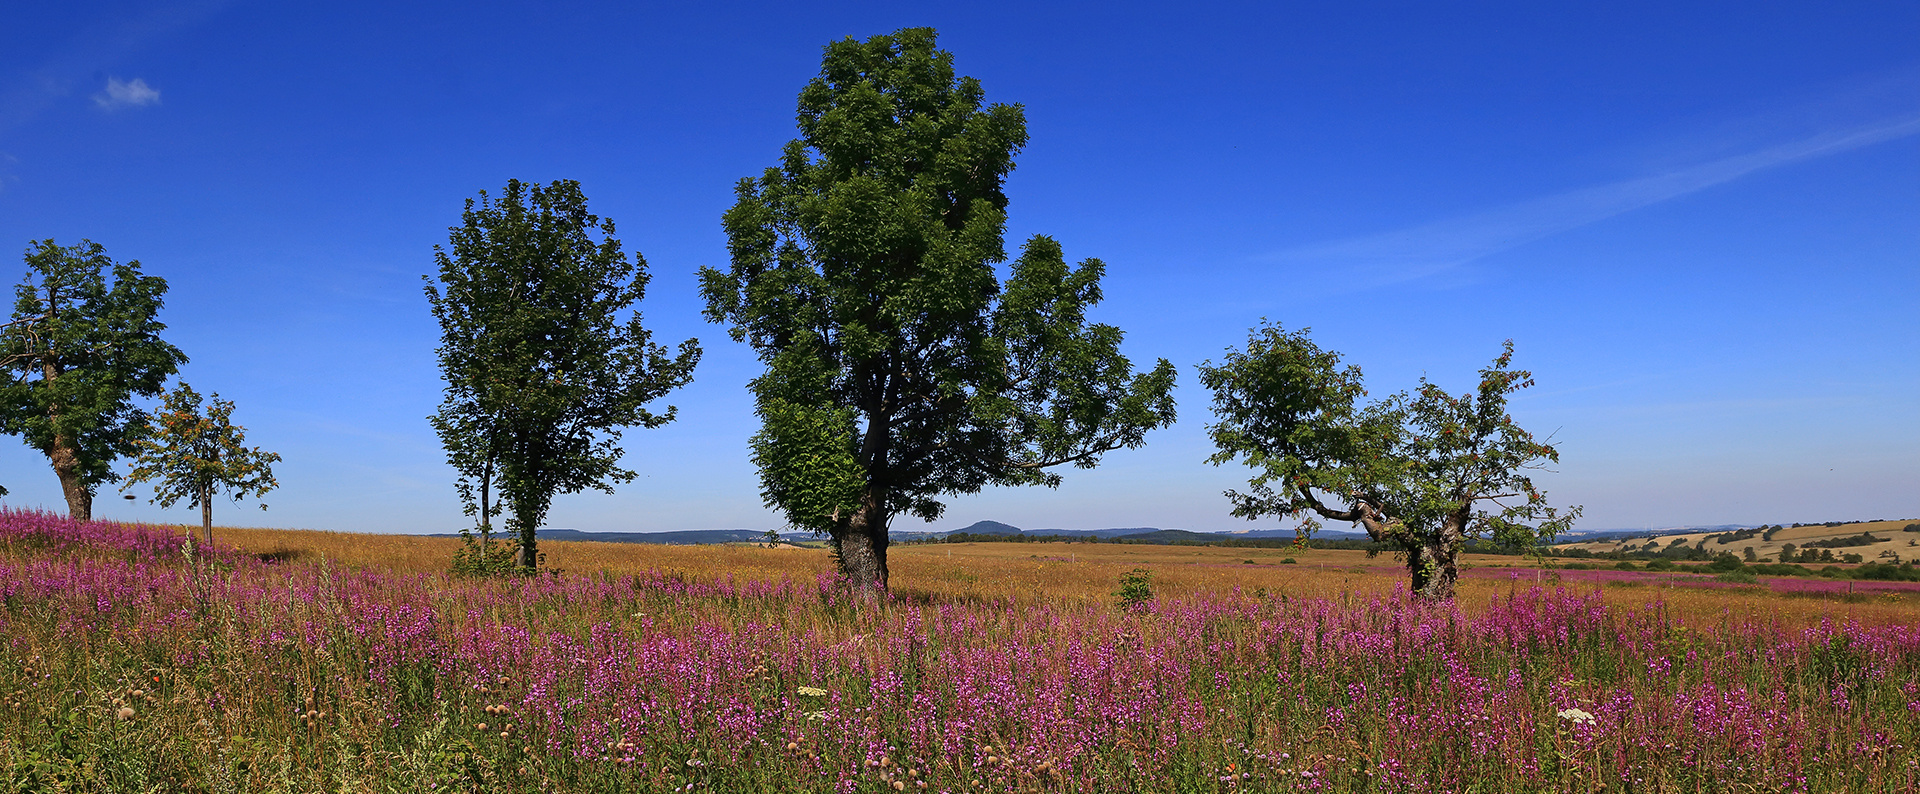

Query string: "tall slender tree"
[[121, 382, 280, 547], [426, 179, 700, 572], [702, 28, 1176, 591], [1198, 324, 1580, 601], [0, 240, 186, 520]]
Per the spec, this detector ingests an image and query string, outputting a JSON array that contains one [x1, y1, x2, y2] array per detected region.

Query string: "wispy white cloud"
[[93, 76, 161, 110], [0, 1, 230, 133], [1268, 112, 1920, 289]]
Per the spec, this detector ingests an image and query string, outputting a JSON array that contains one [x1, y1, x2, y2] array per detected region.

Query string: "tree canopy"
[[122, 382, 280, 546], [0, 239, 186, 520], [701, 28, 1176, 590], [1199, 324, 1578, 601], [426, 179, 700, 571]]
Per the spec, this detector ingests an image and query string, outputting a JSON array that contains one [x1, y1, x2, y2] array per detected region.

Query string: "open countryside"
[[3, 4, 1917, 794]]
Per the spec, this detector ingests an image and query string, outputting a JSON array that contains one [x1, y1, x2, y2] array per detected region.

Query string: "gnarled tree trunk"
[[1407, 509, 1470, 603], [1407, 540, 1457, 602], [49, 436, 91, 521], [833, 485, 890, 593]]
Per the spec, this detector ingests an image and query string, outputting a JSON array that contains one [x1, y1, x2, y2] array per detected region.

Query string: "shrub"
[[1645, 559, 1677, 571], [450, 530, 522, 577], [1614, 561, 1638, 571], [1115, 568, 1154, 610], [1714, 570, 1759, 585], [1706, 554, 1744, 573], [1280, 557, 1297, 564]]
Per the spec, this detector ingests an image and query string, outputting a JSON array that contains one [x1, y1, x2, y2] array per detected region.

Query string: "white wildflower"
[[1556, 707, 1596, 726]]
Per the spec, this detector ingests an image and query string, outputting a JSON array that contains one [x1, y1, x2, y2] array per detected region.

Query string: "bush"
[[1562, 563, 1592, 571], [1714, 570, 1759, 585], [1280, 557, 1297, 564], [451, 530, 522, 577], [1645, 559, 1678, 571], [1614, 561, 1638, 571], [1852, 563, 1920, 582], [1115, 568, 1154, 610]]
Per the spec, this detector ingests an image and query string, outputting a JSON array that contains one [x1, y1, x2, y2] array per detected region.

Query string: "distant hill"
[[425, 521, 1374, 547], [429, 528, 769, 545], [952, 520, 1022, 535], [941, 521, 1374, 544]]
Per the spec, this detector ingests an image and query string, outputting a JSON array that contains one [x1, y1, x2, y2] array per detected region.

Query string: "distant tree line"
[[1558, 553, 1920, 583], [937, 530, 1538, 556]]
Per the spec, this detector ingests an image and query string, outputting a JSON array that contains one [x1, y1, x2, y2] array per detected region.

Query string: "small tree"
[[121, 383, 280, 546], [702, 29, 1177, 591], [1198, 323, 1579, 601], [0, 240, 187, 520], [426, 179, 700, 572]]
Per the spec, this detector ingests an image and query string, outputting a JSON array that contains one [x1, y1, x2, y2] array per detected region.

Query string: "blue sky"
[[1, 1, 1915, 535]]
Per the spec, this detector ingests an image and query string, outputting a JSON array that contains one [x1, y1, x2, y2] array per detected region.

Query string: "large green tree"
[[701, 28, 1177, 591], [426, 179, 700, 572], [121, 382, 280, 547], [1198, 324, 1579, 601], [0, 240, 186, 520]]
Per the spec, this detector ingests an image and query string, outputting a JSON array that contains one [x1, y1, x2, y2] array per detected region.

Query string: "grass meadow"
[[2, 509, 1917, 793]]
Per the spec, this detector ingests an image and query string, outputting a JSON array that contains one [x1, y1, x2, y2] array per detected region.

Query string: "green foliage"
[[701, 28, 1175, 588], [426, 179, 700, 571], [450, 531, 523, 577], [120, 383, 280, 543], [1803, 532, 1883, 549], [0, 239, 186, 518], [1115, 568, 1154, 610], [1198, 323, 1578, 599]]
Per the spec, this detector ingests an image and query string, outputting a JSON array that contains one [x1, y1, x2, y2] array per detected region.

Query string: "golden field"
[[200, 522, 1920, 627]]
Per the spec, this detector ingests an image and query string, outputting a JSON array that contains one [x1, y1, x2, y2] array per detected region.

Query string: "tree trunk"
[[49, 436, 91, 521], [515, 503, 538, 573], [1407, 509, 1469, 603], [1407, 539, 1457, 602], [515, 528, 536, 572], [200, 483, 213, 547], [833, 485, 890, 593]]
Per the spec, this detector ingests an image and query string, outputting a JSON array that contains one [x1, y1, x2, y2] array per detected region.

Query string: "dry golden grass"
[[1554, 518, 1920, 563], [193, 522, 1920, 629]]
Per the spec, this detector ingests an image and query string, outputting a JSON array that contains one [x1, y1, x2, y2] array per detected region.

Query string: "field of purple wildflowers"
[[2, 508, 1916, 793]]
